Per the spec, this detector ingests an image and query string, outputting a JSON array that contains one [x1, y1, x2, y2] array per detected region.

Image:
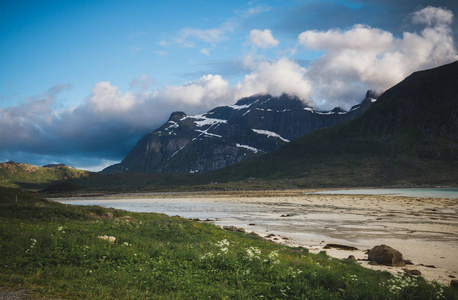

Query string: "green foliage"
[[0, 188, 456, 299]]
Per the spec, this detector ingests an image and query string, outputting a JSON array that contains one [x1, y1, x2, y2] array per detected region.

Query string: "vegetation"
[[1, 187, 456, 299], [0, 162, 90, 190]]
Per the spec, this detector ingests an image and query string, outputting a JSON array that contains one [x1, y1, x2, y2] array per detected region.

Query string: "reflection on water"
[[311, 188, 458, 199]]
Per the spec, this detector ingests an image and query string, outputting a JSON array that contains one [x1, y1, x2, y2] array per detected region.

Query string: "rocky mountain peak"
[[168, 111, 187, 122]]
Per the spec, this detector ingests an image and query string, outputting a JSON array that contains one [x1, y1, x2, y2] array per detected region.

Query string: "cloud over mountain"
[[298, 6, 457, 108]]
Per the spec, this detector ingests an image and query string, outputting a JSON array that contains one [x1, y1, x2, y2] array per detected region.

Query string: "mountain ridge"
[[103, 92, 375, 174]]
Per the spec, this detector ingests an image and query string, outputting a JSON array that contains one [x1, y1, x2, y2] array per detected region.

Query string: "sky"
[[1, 0, 457, 171]]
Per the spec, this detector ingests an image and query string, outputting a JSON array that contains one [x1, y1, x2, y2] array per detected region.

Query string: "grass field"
[[0, 187, 456, 299]]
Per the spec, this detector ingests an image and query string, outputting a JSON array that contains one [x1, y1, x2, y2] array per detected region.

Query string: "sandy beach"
[[55, 189, 458, 285]]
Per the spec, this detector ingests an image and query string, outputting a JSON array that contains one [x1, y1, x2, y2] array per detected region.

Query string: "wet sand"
[[55, 189, 458, 285]]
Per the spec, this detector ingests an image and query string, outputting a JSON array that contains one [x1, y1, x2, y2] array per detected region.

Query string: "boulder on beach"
[[368, 244, 406, 267]]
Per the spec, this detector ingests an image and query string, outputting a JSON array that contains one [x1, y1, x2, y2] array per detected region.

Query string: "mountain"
[[0, 161, 91, 189], [103, 93, 374, 174], [198, 61, 458, 187]]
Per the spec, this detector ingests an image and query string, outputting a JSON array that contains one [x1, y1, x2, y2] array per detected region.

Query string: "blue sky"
[[1, 0, 457, 171]]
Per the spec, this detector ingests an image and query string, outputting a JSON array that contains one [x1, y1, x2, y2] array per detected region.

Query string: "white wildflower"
[[215, 239, 230, 248], [201, 252, 215, 260], [246, 246, 261, 260], [98, 235, 116, 244]]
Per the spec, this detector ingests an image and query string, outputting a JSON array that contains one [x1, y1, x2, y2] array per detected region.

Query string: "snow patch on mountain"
[[165, 121, 179, 131], [191, 115, 228, 127], [252, 129, 290, 142], [195, 129, 222, 138], [236, 143, 260, 153], [229, 104, 251, 110]]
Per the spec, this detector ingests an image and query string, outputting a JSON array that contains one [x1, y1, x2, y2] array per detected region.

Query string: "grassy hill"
[[196, 62, 458, 188], [0, 161, 91, 190], [0, 186, 455, 299]]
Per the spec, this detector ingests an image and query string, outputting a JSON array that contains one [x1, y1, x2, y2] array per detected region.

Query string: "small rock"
[[403, 269, 422, 276], [236, 227, 246, 233], [449, 275, 456, 278], [369, 261, 379, 266], [280, 214, 291, 217], [368, 245, 405, 267], [347, 255, 356, 261], [248, 223, 256, 226], [223, 225, 238, 232], [266, 233, 275, 238], [419, 264, 436, 268], [323, 244, 358, 251]]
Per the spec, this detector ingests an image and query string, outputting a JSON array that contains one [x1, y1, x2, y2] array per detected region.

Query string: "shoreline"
[[54, 189, 458, 285]]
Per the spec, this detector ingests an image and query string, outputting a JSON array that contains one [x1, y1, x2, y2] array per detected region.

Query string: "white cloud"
[[200, 48, 210, 56], [249, 29, 279, 48], [412, 6, 453, 26], [86, 82, 137, 115], [298, 6, 458, 108], [160, 74, 231, 109], [162, 3, 269, 50], [235, 56, 312, 104]]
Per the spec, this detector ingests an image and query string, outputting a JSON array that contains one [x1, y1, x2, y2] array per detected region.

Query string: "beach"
[[55, 189, 458, 285]]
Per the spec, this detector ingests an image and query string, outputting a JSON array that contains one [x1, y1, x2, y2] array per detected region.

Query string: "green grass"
[[0, 187, 456, 299]]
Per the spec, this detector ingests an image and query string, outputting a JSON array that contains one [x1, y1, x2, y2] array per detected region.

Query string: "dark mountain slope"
[[198, 61, 458, 187], [104, 93, 374, 174]]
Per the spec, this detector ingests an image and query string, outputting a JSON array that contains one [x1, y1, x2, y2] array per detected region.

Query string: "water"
[[311, 188, 458, 199], [60, 199, 263, 221]]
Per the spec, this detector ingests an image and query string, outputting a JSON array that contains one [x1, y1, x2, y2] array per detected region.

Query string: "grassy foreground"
[[0, 188, 456, 299]]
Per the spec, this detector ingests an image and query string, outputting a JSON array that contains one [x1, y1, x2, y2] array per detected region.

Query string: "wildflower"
[[123, 242, 132, 247], [215, 239, 230, 248], [97, 235, 116, 244], [268, 250, 278, 259], [267, 250, 280, 264], [200, 252, 215, 260], [246, 246, 261, 260]]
